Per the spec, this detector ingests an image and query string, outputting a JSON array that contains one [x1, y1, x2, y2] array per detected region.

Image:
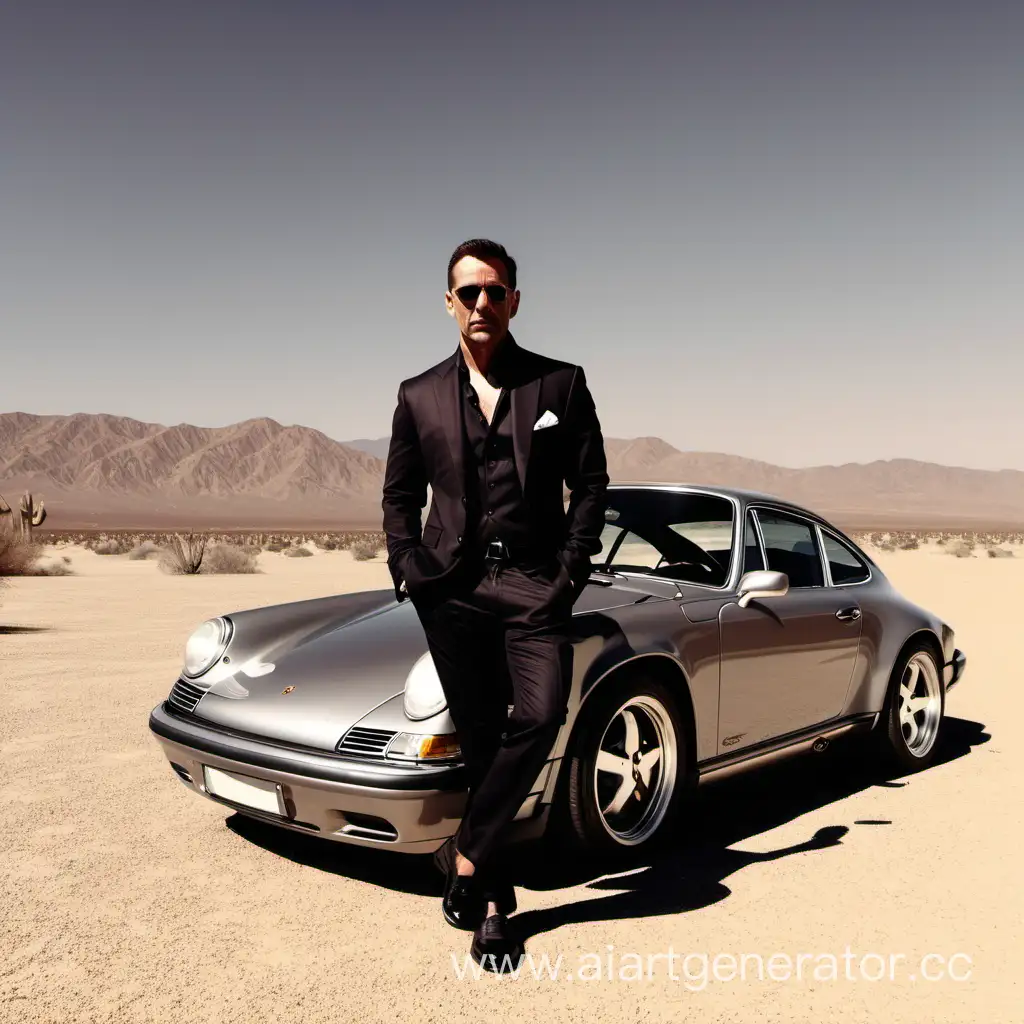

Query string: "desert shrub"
[[159, 532, 208, 575], [351, 537, 381, 561], [0, 530, 41, 576], [128, 540, 162, 560], [203, 543, 261, 574], [317, 536, 342, 550], [31, 556, 74, 576], [263, 538, 290, 552], [87, 535, 134, 555], [92, 538, 123, 555], [897, 538, 920, 550], [284, 546, 313, 558], [0, 531, 75, 576], [948, 540, 974, 558], [987, 547, 1014, 559]]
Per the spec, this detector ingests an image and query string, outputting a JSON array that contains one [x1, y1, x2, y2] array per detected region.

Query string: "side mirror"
[[737, 569, 789, 608]]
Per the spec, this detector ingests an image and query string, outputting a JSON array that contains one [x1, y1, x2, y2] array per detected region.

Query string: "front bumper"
[[149, 702, 556, 853], [149, 701, 467, 853], [944, 649, 967, 690]]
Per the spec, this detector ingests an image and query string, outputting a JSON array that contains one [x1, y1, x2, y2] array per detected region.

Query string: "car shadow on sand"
[[227, 715, 989, 929]]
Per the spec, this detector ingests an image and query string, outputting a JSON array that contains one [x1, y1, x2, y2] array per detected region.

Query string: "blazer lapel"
[[511, 374, 543, 495], [432, 356, 465, 490]]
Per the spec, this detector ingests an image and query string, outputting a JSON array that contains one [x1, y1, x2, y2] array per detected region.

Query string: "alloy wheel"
[[898, 652, 942, 757], [592, 695, 678, 844]]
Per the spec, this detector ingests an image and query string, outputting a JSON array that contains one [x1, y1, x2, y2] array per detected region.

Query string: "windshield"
[[597, 489, 735, 587]]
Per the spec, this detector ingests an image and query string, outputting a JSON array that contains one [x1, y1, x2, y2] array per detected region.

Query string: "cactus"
[[19, 492, 46, 541], [0, 493, 13, 536]]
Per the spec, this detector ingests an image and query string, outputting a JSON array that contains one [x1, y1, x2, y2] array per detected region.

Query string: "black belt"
[[478, 538, 549, 568]]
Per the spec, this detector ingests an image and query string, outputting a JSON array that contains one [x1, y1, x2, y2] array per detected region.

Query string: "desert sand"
[[1, 541, 1020, 1023]]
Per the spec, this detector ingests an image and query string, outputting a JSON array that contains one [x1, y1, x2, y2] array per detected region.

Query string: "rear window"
[[821, 532, 871, 585]]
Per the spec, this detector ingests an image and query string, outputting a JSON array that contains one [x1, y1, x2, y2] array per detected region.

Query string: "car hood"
[[190, 582, 648, 751]]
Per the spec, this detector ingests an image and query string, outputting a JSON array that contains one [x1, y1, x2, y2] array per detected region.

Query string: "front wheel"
[[878, 641, 945, 772], [561, 675, 689, 857]]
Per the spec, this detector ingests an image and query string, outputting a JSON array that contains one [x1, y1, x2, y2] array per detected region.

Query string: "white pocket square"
[[533, 410, 559, 431]]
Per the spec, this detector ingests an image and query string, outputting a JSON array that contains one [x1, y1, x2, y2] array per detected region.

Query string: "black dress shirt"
[[455, 335, 534, 554]]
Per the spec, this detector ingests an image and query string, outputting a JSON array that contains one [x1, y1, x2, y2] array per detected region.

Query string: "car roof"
[[606, 481, 824, 521]]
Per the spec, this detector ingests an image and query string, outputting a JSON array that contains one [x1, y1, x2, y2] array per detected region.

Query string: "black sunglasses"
[[453, 284, 511, 306]]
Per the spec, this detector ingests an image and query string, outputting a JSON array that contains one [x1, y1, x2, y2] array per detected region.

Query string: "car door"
[[717, 508, 863, 752]]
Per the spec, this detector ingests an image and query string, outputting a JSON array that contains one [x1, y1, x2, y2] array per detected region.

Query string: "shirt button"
[[461, 496, 467, 505], [486, 510, 493, 516], [488, 482, 495, 489], [488, 460, 496, 468], [457, 534, 463, 543]]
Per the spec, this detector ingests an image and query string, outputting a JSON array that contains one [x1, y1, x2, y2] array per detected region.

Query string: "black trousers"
[[411, 553, 575, 894]]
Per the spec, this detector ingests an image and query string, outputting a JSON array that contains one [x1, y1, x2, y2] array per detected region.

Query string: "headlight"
[[183, 617, 232, 678], [386, 732, 461, 761], [403, 651, 447, 720]]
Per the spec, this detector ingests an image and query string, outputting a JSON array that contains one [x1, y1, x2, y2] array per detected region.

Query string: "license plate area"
[[202, 765, 285, 816]]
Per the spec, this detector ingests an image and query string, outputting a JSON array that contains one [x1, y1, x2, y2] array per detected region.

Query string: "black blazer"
[[381, 336, 609, 604]]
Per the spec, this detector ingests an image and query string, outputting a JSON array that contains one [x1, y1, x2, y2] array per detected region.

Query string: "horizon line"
[[1, 408, 1019, 475]]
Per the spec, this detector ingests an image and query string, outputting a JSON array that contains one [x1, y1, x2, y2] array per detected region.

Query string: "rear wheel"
[[878, 641, 945, 771], [561, 674, 689, 857]]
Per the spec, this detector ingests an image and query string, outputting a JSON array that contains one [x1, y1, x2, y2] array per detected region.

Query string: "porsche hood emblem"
[[280, 686, 295, 695]]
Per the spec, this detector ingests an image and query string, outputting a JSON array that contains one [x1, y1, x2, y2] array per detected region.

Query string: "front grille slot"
[[167, 677, 207, 714], [337, 726, 396, 758]]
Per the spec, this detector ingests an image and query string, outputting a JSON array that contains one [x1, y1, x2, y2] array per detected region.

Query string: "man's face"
[[445, 255, 519, 346]]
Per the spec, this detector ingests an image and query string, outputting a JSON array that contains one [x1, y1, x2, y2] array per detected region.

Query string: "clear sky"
[[2, 1, 1021, 469]]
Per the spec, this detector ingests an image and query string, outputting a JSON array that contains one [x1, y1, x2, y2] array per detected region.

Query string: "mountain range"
[[1, 411, 1021, 530]]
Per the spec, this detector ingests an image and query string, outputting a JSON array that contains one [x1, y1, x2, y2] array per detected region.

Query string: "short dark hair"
[[447, 238, 517, 292]]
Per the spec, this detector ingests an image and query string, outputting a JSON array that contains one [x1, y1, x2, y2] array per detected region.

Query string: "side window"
[[743, 511, 765, 572], [755, 511, 824, 588], [821, 532, 870, 585]]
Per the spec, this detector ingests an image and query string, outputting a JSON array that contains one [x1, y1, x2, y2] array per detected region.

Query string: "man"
[[381, 238, 608, 969]]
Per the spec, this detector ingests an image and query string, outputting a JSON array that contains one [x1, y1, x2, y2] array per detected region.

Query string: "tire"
[[559, 673, 689, 858], [877, 640, 946, 772]]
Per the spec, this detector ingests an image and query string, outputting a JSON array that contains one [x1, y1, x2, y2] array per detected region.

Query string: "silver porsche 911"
[[149, 484, 967, 857]]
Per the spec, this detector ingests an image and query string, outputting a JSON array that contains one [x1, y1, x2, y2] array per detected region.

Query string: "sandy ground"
[[1, 541, 1021, 1023]]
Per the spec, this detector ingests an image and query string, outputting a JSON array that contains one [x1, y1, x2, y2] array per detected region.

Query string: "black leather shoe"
[[435, 838, 486, 930], [444, 875, 486, 930], [470, 913, 525, 973], [435, 838, 519, 917]]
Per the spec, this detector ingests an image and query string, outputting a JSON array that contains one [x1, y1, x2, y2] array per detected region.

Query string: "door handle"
[[836, 607, 862, 623]]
